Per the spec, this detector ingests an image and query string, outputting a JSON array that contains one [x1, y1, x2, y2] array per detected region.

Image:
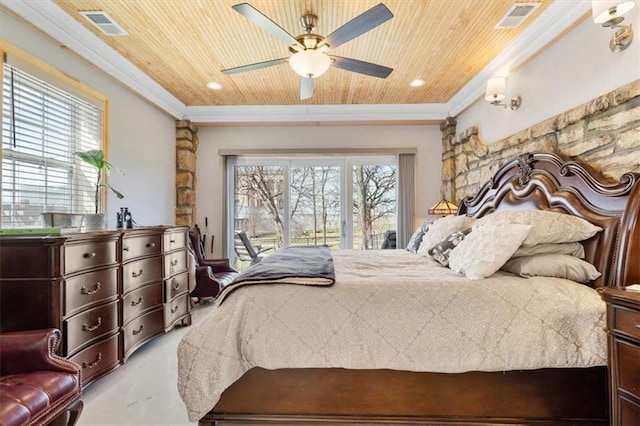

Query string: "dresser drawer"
[[165, 271, 189, 302], [122, 234, 162, 262], [123, 307, 164, 361], [613, 305, 640, 340], [164, 230, 186, 251], [164, 250, 187, 278], [122, 256, 163, 293], [122, 283, 163, 325], [69, 332, 120, 385], [65, 239, 118, 275], [164, 294, 190, 327], [619, 396, 640, 426], [64, 267, 118, 316], [615, 338, 640, 398], [64, 300, 119, 356]]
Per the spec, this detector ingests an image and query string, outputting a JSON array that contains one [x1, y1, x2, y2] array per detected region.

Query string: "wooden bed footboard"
[[204, 367, 607, 425]]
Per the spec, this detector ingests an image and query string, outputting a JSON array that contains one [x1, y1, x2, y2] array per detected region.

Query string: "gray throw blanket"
[[217, 245, 335, 304]]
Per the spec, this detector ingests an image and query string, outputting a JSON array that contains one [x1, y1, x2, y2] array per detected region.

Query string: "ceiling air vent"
[[495, 3, 541, 29], [79, 11, 128, 36]]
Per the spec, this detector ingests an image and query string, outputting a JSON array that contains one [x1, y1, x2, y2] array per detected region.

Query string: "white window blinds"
[[2, 63, 102, 228]]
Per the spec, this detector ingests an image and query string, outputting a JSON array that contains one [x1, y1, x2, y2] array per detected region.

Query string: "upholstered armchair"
[[188, 229, 238, 301], [0, 328, 83, 426]]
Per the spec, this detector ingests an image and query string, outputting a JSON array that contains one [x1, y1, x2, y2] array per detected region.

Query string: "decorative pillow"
[[449, 223, 531, 279], [472, 210, 601, 246], [417, 215, 474, 256], [501, 254, 601, 283], [511, 242, 585, 259], [406, 219, 435, 253], [428, 228, 472, 266]]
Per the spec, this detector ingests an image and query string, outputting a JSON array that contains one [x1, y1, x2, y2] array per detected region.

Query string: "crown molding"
[[2, 0, 589, 124], [446, 0, 591, 117], [184, 103, 450, 124], [1, 0, 186, 118]]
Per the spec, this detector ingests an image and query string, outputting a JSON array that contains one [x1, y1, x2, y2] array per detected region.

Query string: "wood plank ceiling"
[[53, 0, 552, 106]]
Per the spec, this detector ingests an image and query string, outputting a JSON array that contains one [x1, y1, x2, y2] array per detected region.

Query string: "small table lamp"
[[428, 199, 458, 216]]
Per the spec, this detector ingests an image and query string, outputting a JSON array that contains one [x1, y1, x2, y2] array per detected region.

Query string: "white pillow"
[[501, 254, 601, 283], [449, 222, 531, 279], [511, 242, 585, 259], [417, 215, 473, 256], [472, 210, 601, 246]]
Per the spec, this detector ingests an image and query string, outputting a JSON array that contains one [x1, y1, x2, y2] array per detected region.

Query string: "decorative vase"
[[82, 213, 108, 231]]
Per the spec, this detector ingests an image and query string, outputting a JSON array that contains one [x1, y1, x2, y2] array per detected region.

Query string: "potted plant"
[[75, 149, 124, 230]]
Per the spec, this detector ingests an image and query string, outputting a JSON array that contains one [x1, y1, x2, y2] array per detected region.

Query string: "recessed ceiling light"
[[409, 79, 425, 87], [206, 82, 223, 90]]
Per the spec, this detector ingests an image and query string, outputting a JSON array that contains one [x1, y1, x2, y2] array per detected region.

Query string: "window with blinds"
[[2, 63, 102, 228]]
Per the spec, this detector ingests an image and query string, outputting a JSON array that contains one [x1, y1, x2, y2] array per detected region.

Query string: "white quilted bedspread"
[[177, 250, 606, 422]]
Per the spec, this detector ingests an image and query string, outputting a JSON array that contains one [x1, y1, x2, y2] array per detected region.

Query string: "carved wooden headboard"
[[458, 152, 640, 288]]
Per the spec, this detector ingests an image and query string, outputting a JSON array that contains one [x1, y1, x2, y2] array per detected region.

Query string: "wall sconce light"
[[485, 76, 522, 110], [592, 0, 635, 52]]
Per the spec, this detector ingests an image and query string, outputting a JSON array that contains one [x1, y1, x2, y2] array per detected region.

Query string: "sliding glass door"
[[230, 156, 397, 265]]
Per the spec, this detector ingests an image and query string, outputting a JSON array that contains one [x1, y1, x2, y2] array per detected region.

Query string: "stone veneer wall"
[[441, 79, 640, 203], [175, 120, 198, 226]]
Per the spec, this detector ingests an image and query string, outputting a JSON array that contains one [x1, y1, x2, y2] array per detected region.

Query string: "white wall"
[[196, 125, 442, 257], [457, 8, 640, 143], [0, 10, 176, 227]]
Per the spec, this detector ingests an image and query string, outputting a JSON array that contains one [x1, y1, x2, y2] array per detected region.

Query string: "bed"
[[178, 152, 640, 425]]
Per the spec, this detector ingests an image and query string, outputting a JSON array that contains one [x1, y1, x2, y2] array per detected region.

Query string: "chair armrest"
[[200, 258, 237, 273], [0, 329, 80, 376]]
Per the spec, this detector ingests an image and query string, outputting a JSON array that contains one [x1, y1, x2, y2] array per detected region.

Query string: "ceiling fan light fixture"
[[289, 50, 331, 78], [592, 0, 635, 25]]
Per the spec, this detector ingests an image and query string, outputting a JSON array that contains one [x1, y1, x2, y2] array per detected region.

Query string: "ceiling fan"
[[221, 3, 394, 100]]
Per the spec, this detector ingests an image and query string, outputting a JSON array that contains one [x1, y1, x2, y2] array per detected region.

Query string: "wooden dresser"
[[0, 226, 191, 385], [601, 286, 640, 426]]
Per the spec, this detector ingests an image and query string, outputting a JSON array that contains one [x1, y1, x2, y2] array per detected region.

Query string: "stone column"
[[175, 120, 198, 226], [439, 116, 457, 203]]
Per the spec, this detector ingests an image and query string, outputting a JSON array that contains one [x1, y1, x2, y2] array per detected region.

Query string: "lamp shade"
[[428, 199, 458, 216], [485, 76, 506, 102], [289, 50, 331, 78], [592, 0, 636, 24]]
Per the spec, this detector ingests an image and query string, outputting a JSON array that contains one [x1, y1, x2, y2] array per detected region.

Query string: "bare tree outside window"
[[353, 164, 397, 249]]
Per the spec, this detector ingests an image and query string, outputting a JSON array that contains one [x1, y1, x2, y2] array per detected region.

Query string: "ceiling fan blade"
[[330, 56, 393, 79], [319, 3, 393, 50], [300, 77, 314, 100], [232, 3, 304, 49], [222, 57, 289, 75]]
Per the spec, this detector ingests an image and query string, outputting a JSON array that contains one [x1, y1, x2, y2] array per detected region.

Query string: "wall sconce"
[[592, 0, 635, 52], [485, 76, 521, 110]]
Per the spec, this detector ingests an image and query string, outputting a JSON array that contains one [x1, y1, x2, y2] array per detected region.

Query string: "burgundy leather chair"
[[0, 329, 83, 426], [188, 229, 238, 301]]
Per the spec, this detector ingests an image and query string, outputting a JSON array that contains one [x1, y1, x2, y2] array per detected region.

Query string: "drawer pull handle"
[[82, 352, 103, 369], [170, 239, 176, 244], [83, 252, 96, 259], [132, 324, 145, 336], [171, 305, 179, 314], [123, 246, 130, 251], [131, 269, 143, 278], [131, 297, 144, 307], [173, 280, 181, 291], [146, 242, 156, 248], [170, 259, 179, 267], [634, 323, 640, 330], [81, 282, 101, 295], [82, 317, 102, 332]]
